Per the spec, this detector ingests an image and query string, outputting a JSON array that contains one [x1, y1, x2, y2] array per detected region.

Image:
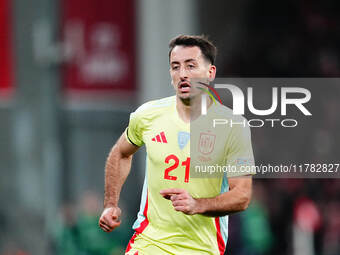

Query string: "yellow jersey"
[[125, 96, 254, 255]]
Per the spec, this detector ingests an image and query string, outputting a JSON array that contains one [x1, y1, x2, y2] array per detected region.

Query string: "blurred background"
[[0, 0, 339, 254]]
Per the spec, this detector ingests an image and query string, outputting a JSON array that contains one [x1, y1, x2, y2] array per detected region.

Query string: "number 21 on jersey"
[[164, 154, 190, 183]]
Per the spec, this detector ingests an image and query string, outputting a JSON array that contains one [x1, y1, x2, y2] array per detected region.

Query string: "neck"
[[176, 95, 212, 123]]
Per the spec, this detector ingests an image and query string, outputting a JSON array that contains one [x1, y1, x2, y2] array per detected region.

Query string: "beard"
[[179, 96, 191, 106], [178, 91, 202, 107]]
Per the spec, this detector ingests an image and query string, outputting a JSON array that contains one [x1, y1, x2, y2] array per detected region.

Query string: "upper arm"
[[228, 176, 253, 199], [115, 132, 140, 158], [113, 105, 146, 157]]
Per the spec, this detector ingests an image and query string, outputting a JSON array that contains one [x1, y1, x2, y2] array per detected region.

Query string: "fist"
[[99, 207, 121, 232]]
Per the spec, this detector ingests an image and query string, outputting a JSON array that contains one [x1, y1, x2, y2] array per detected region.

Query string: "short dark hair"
[[169, 34, 217, 65]]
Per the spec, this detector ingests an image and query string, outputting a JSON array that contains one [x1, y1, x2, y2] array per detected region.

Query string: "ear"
[[208, 65, 216, 81]]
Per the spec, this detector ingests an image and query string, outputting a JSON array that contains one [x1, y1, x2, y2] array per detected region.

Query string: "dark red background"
[[61, 0, 136, 92], [0, 0, 13, 93]]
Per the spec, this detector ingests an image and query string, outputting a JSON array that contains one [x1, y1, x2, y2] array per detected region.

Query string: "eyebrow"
[[170, 59, 197, 65]]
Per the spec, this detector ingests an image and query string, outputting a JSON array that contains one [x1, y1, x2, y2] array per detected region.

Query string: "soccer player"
[[99, 35, 254, 255]]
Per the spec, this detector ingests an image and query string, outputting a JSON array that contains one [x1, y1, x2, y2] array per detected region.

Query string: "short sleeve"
[[125, 111, 144, 147], [225, 120, 255, 177]]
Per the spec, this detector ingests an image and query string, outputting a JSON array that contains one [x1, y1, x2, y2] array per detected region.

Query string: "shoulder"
[[213, 103, 251, 139], [213, 103, 248, 123], [131, 96, 175, 119]]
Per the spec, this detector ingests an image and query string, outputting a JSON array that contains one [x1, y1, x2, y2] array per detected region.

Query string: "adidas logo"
[[151, 131, 168, 143]]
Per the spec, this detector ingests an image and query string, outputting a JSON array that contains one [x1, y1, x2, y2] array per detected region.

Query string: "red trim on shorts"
[[125, 193, 149, 253], [215, 217, 226, 255]]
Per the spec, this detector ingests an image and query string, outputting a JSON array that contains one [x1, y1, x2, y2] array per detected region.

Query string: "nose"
[[179, 67, 188, 80]]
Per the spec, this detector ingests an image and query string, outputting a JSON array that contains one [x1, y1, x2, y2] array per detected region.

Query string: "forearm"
[[195, 183, 251, 217], [104, 145, 133, 208]]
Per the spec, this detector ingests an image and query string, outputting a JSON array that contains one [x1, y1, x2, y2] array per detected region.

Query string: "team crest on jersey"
[[198, 132, 216, 155], [178, 131, 190, 149]]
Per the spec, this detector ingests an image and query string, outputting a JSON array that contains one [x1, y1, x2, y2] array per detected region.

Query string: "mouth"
[[178, 81, 191, 93]]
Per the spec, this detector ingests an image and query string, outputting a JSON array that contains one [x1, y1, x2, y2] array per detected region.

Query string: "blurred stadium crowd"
[[217, 1, 340, 255]]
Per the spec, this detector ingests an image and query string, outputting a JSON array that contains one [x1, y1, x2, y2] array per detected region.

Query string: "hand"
[[99, 207, 121, 232], [160, 188, 198, 215]]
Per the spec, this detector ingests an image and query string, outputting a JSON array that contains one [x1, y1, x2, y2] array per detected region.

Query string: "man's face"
[[169, 46, 216, 101]]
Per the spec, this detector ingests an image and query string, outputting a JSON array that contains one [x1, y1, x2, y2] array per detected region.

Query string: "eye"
[[188, 64, 195, 69], [172, 66, 179, 70]]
